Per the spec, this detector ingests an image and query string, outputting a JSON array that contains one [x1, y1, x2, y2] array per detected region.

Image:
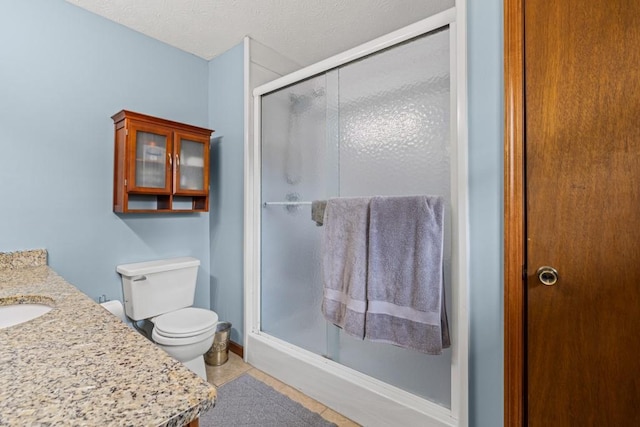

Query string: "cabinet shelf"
[[135, 159, 165, 164], [112, 110, 213, 213]]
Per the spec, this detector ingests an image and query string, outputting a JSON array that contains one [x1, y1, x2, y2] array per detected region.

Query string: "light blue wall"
[[0, 0, 211, 308], [208, 44, 245, 343], [468, 0, 504, 426]]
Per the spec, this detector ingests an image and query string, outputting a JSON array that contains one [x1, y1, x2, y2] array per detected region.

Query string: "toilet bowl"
[[151, 307, 218, 379], [116, 257, 218, 380]]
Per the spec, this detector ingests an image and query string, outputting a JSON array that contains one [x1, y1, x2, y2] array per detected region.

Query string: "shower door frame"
[[244, 6, 468, 426]]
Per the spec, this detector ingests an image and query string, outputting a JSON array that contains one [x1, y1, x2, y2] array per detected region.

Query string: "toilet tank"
[[116, 257, 200, 321]]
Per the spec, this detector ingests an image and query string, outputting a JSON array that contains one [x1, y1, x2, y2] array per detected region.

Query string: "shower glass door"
[[260, 27, 452, 407], [261, 74, 330, 357]]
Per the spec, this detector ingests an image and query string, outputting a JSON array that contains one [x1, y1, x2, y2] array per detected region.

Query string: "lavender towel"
[[321, 197, 370, 338], [365, 195, 450, 354]]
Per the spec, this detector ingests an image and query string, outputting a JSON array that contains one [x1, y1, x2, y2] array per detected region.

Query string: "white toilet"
[[116, 257, 218, 380]]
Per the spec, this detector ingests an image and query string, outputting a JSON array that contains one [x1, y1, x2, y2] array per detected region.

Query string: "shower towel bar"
[[263, 201, 312, 207]]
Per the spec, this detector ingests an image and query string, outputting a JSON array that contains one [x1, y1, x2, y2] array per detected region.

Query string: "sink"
[[0, 297, 54, 329]]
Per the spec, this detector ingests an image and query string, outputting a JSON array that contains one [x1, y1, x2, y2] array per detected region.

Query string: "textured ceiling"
[[65, 0, 454, 67]]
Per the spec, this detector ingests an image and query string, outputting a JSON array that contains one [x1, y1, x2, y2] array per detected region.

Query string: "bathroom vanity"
[[0, 249, 215, 426]]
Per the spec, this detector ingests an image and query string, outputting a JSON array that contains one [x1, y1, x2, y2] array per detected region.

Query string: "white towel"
[[321, 197, 370, 338], [365, 195, 450, 354]]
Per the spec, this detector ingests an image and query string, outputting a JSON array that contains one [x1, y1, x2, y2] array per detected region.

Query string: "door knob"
[[536, 266, 559, 286]]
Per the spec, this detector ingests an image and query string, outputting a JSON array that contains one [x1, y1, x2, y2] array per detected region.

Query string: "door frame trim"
[[504, 0, 526, 425]]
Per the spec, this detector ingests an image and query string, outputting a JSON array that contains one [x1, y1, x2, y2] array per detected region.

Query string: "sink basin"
[[0, 297, 54, 329]]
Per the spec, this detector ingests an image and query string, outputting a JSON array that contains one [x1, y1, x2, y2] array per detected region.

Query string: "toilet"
[[116, 257, 218, 380]]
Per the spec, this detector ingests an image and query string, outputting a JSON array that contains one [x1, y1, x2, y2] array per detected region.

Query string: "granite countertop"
[[0, 250, 216, 426]]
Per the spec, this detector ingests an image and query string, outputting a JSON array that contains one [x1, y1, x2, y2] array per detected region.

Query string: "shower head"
[[289, 87, 325, 114]]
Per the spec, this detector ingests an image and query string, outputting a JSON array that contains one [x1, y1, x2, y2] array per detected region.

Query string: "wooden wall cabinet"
[[112, 110, 213, 213]]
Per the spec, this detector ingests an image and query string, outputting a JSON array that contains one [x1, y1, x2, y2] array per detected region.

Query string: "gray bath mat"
[[199, 374, 337, 426]]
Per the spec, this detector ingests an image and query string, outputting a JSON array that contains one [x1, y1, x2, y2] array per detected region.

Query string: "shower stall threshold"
[[246, 332, 457, 427]]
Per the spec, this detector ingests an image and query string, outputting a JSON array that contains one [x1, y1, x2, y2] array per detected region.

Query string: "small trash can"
[[204, 321, 232, 366]]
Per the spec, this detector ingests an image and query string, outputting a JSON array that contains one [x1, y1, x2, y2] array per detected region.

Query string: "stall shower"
[[248, 12, 466, 425]]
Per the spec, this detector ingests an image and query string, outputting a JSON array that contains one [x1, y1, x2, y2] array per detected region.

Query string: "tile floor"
[[205, 352, 360, 426]]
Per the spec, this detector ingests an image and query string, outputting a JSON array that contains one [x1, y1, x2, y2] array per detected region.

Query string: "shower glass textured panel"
[[261, 75, 329, 355], [336, 28, 451, 407], [260, 27, 451, 407]]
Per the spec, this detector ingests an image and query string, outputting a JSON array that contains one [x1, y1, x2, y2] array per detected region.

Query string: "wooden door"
[[521, 0, 640, 425]]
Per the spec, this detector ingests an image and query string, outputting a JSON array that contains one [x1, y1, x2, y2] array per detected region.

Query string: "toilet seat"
[[151, 307, 218, 346], [152, 327, 216, 346]]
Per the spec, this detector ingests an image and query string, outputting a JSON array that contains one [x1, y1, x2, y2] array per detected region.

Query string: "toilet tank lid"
[[116, 257, 200, 276]]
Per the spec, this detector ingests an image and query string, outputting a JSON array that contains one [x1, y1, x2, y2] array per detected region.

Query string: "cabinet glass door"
[[129, 124, 172, 193], [174, 133, 209, 195]]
